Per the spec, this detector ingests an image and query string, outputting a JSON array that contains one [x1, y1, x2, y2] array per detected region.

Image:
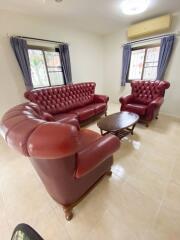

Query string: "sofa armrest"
[[94, 94, 109, 103], [75, 134, 120, 179], [58, 118, 80, 130], [119, 95, 134, 105], [148, 97, 164, 108]]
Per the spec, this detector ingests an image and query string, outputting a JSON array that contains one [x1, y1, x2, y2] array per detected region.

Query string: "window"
[[128, 45, 160, 81], [28, 47, 64, 88]]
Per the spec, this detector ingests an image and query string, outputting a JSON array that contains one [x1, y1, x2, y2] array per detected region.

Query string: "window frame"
[[28, 45, 65, 89], [127, 43, 160, 83]]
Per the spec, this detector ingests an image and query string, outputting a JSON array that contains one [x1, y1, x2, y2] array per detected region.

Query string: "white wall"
[[0, 10, 104, 117], [0, 9, 180, 118], [102, 13, 180, 118]]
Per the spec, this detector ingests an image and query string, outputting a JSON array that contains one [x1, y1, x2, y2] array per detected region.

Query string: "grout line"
[[148, 152, 176, 232]]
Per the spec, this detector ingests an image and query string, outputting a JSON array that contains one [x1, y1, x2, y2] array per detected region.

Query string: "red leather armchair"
[[120, 80, 170, 126], [0, 102, 120, 220]]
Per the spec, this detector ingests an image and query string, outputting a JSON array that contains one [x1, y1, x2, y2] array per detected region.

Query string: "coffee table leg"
[[131, 124, 136, 135]]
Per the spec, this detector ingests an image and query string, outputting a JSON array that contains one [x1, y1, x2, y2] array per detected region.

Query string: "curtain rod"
[[16, 35, 66, 45], [121, 32, 179, 47]]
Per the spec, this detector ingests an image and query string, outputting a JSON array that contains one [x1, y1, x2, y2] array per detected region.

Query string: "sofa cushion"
[[93, 103, 107, 114], [70, 105, 95, 122], [54, 113, 77, 122], [125, 103, 147, 116], [41, 112, 55, 122], [78, 129, 101, 151], [53, 113, 79, 129]]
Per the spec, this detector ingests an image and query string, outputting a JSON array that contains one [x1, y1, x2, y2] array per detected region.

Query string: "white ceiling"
[[0, 0, 180, 34]]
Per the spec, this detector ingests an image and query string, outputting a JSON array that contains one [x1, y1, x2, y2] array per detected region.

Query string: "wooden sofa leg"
[[106, 169, 112, 176], [105, 111, 107, 117], [146, 122, 149, 127], [63, 206, 74, 221]]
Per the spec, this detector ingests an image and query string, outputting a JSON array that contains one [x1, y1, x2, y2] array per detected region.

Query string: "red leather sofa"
[[0, 102, 120, 220], [120, 80, 170, 126], [24, 82, 108, 124]]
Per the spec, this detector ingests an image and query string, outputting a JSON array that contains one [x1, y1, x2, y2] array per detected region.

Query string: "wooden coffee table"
[[97, 111, 139, 139]]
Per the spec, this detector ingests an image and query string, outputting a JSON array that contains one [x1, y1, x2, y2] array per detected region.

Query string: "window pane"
[[143, 46, 160, 80], [128, 49, 145, 80], [48, 67, 62, 72], [28, 49, 49, 88], [44, 51, 61, 67], [49, 72, 64, 86], [143, 67, 158, 80], [145, 47, 160, 63], [45, 51, 64, 85]]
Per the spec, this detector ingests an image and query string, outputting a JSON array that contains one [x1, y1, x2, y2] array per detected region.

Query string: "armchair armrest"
[[146, 97, 164, 121], [94, 94, 109, 103], [148, 97, 164, 108], [119, 95, 134, 105], [75, 134, 120, 178]]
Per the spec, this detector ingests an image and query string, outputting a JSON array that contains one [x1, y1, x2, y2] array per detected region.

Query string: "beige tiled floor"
[[0, 103, 180, 240]]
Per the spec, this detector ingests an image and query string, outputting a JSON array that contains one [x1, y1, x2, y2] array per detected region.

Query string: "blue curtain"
[[58, 43, 72, 84], [10, 37, 33, 90], [121, 44, 131, 86], [157, 35, 175, 80]]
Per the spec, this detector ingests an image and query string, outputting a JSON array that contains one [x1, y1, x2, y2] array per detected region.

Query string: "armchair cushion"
[[75, 134, 120, 178], [125, 103, 147, 116], [78, 129, 101, 150]]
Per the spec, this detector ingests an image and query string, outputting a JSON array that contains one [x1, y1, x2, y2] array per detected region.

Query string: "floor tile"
[[0, 103, 180, 240]]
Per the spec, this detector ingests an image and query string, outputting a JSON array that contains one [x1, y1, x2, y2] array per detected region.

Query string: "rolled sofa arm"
[[75, 134, 120, 178], [119, 95, 134, 105], [94, 94, 109, 103], [148, 97, 164, 108], [27, 122, 79, 159], [146, 97, 164, 121]]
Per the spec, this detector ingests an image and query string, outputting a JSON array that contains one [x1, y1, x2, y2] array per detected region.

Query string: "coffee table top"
[[97, 111, 139, 132]]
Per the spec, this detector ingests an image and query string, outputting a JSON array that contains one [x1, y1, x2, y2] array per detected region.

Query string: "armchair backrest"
[[24, 82, 96, 114], [131, 80, 170, 105]]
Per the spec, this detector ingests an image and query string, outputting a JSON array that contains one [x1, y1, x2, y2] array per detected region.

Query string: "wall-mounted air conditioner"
[[127, 14, 172, 39]]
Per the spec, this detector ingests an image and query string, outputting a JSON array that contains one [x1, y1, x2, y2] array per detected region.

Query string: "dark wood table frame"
[[97, 112, 139, 139]]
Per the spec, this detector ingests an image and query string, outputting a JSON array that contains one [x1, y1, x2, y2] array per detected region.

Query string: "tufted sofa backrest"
[[131, 80, 170, 105], [0, 102, 79, 158], [24, 82, 96, 114]]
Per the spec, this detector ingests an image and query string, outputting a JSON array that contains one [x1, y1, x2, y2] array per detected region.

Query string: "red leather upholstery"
[[53, 113, 80, 129], [0, 103, 120, 209], [76, 134, 120, 178], [70, 105, 95, 122], [120, 80, 170, 123], [24, 82, 108, 123]]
